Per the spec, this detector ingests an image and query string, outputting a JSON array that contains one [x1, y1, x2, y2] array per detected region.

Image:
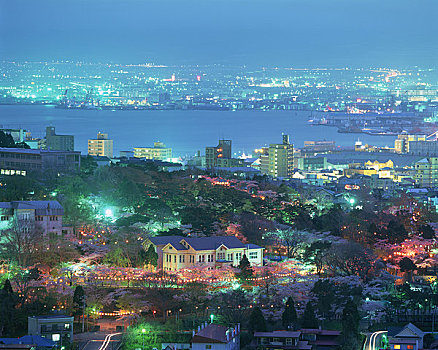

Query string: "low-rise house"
[[0, 335, 55, 349], [389, 323, 424, 350], [300, 329, 341, 350], [192, 323, 240, 350], [28, 315, 74, 346], [0, 201, 65, 236], [148, 236, 264, 272], [254, 331, 312, 350]]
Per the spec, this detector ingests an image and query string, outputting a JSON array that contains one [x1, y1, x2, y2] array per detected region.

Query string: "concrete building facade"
[[0, 147, 80, 175], [134, 142, 172, 160], [45, 127, 74, 151], [88, 132, 113, 158]]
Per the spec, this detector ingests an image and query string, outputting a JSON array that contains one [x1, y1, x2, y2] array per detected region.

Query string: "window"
[[205, 346, 212, 349], [64, 323, 70, 329], [0, 216, 9, 221], [286, 338, 293, 345], [407, 346, 413, 350], [217, 252, 225, 260], [249, 252, 258, 259], [174, 255, 176, 263], [52, 334, 60, 342], [394, 345, 401, 349]]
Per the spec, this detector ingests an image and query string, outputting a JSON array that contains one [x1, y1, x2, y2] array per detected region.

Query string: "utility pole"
[[82, 295, 86, 333]]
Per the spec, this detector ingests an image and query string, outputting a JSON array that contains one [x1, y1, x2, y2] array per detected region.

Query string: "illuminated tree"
[[265, 229, 308, 259], [235, 254, 254, 282], [303, 240, 331, 276]]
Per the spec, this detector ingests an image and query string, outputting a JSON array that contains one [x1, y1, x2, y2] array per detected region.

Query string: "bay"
[[0, 105, 395, 158]]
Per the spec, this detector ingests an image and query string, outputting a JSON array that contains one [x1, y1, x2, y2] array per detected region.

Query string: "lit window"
[[52, 334, 60, 342], [407, 346, 413, 350], [394, 345, 401, 349]]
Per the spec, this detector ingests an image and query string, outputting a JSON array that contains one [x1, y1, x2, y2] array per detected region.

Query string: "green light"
[[105, 208, 113, 217], [210, 314, 214, 323], [349, 198, 355, 205], [142, 328, 146, 333], [50, 192, 57, 197]]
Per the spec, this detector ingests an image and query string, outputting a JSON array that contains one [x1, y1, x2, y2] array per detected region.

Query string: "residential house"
[[192, 323, 240, 350], [300, 329, 341, 350], [389, 323, 425, 350], [254, 331, 312, 350], [148, 236, 264, 272], [0, 201, 65, 236]]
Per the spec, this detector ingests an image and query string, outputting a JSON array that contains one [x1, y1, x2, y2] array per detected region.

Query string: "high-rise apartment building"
[[414, 158, 438, 187], [88, 132, 113, 158], [45, 127, 74, 151], [205, 139, 232, 168], [260, 134, 294, 178], [395, 134, 426, 154], [134, 142, 172, 160]]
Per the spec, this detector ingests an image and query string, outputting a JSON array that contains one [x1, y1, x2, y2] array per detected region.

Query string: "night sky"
[[1, 0, 437, 67]]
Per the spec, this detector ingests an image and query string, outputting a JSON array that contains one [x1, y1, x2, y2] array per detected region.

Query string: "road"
[[77, 332, 122, 350], [363, 331, 387, 350]]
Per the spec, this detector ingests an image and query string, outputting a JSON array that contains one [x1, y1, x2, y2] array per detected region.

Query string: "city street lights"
[[142, 328, 146, 350]]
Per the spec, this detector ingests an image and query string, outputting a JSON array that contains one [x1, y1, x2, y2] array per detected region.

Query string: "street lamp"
[[142, 328, 146, 350], [210, 314, 214, 323]]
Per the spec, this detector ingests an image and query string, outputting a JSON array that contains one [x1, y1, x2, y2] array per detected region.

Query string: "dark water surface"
[[0, 105, 395, 157]]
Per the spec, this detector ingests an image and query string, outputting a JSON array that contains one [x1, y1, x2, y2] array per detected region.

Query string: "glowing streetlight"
[[210, 314, 214, 323], [142, 328, 146, 350], [104, 208, 113, 217]]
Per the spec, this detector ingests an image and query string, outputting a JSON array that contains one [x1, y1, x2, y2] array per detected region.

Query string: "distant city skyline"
[[1, 0, 438, 68]]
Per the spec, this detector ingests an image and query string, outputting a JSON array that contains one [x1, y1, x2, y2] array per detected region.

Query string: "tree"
[[303, 240, 331, 276], [266, 229, 307, 259], [282, 297, 297, 329], [341, 300, 360, 350], [399, 257, 417, 273], [235, 254, 253, 282], [0, 218, 42, 267], [73, 286, 85, 321], [325, 242, 375, 280], [145, 245, 158, 268], [301, 301, 318, 329], [0, 131, 17, 148], [419, 224, 435, 240], [0, 279, 18, 336], [311, 279, 335, 318], [248, 307, 266, 333]]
